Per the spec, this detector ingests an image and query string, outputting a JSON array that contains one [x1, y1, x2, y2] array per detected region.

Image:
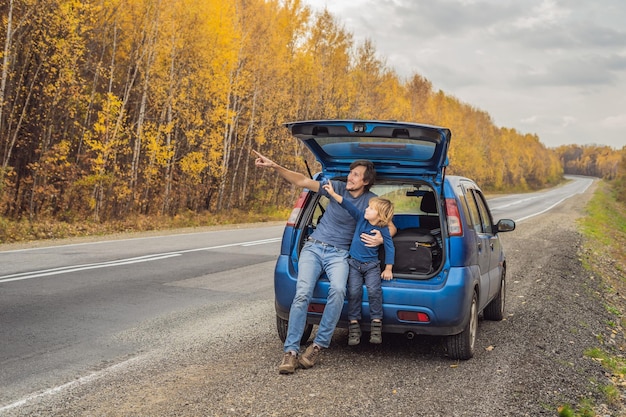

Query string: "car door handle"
[[477, 242, 494, 251]]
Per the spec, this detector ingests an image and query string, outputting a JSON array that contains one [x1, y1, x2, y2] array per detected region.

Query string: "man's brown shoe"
[[299, 344, 322, 369], [279, 351, 298, 374]]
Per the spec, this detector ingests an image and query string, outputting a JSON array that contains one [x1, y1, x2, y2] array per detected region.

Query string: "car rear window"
[[314, 137, 437, 161], [370, 184, 433, 215]]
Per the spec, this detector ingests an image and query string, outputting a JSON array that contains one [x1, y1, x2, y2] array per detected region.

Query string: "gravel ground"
[[3, 181, 624, 417]]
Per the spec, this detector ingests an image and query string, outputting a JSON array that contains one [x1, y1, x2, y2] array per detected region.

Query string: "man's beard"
[[346, 182, 363, 192]]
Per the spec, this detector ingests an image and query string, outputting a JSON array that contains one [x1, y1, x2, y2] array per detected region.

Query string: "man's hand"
[[361, 229, 384, 247], [252, 149, 318, 190], [252, 150, 276, 168]]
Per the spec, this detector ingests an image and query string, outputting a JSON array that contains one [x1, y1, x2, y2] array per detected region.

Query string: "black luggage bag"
[[392, 228, 440, 275]]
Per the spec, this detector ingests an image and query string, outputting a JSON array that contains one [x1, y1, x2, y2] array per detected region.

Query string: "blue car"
[[274, 120, 516, 359]]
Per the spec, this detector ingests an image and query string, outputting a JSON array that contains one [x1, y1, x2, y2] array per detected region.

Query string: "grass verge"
[[0, 207, 291, 244], [560, 180, 626, 416]]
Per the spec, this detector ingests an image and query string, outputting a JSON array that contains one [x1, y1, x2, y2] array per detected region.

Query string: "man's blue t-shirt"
[[339, 198, 395, 265], [310, 180, 376, 251]]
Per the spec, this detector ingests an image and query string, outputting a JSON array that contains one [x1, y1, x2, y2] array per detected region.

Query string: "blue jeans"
[[347, 258, 383, 321], [284, 241, 349, 353]]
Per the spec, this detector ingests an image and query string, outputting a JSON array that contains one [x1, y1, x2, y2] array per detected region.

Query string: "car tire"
[[445, 290, 478, 360], [484, 266, 506, 321], [276, 315, 313, 345]]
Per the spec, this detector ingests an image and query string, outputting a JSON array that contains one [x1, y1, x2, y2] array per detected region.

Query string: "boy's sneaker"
[[299, 344, 322, 369], [370, 320, 382, 344], [278, 351, 298, 374], [348, 322, 361, 346]]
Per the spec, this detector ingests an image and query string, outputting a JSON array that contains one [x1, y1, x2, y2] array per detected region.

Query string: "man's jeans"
[[347, 258, 383, 321], [283, 241, 349, 353]]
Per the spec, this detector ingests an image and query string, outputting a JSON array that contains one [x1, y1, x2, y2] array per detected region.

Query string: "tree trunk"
[[0, 0, 14, 190]]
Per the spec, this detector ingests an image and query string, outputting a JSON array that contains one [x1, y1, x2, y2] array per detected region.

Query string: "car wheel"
[[276, 315, 313, 345], [445, 290, 478, 360], [484, 266, 506, 321]]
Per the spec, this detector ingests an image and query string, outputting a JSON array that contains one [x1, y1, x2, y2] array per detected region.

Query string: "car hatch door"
[[285, 119, 451, 188]]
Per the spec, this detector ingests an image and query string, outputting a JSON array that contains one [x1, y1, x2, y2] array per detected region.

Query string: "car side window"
[[463, 188, 483, 234], [311, 195, 329, 228], [473, 190, 494, 234]]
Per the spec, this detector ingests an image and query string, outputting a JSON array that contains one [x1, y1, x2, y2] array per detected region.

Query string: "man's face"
[[346, 165, 369, 192]]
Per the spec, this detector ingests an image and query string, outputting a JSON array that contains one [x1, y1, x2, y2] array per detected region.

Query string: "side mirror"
[[495, 219, 516, 233]]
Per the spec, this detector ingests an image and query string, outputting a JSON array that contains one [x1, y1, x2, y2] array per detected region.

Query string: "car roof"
[[285, 120, 451, 183]]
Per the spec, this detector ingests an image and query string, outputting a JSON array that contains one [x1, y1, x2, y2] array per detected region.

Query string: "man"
[[253, 150, 394, 374]]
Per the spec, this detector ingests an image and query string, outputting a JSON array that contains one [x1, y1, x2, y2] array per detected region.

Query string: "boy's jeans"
[[283, 241, 349, 353], [347, 258, 383, 321]]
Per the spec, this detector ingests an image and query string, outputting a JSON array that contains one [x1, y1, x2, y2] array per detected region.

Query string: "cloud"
[[561, 116, 577, 128], [514, 55, 619, 88], [304, 0, 626, 148], [521, 115, 539, 124], [601, 114, 626, 128], [513, 0, 571, 29]]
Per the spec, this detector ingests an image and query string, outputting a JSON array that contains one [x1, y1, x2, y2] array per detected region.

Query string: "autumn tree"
[[0, 0, 571, 231], [556, 145, 622, 179]]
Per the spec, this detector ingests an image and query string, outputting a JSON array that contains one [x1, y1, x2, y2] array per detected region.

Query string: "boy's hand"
[[381, 267, 393, 281], [322, 180, 335, 196]]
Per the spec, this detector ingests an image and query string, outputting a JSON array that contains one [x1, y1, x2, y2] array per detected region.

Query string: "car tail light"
[[398, 311, 430, 322], [445, 198, 463, 236], [308, 303, 325, 313], [286, 191, 309, 226]]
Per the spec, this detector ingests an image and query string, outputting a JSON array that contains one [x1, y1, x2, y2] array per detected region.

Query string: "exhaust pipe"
[[405, 331, 416, 340]]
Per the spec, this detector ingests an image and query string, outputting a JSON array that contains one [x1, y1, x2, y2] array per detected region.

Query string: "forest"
[[0, 0, 624, 234]]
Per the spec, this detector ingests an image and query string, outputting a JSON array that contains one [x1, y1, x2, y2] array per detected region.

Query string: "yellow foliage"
[[0, 0, 577, 223], [179, 151, 208, 185]]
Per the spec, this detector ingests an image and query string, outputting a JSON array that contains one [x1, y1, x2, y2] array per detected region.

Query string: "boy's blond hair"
[[369, 197, 394, 227]]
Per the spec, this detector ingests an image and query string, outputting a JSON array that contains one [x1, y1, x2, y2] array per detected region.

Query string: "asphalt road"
[[488, 175, 594, 222], [0, 175, 595, 413], [0, 226, 284, 407]]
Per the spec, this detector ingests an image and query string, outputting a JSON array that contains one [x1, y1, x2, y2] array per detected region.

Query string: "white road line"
[[489, 196, 538, 210], [493, 178, 593, 222], [514, 196, 571, 223], [242, 238, 281, 246], [0, 237, 281, 283], [0, 356, 145, 413], [0, 254, 181, 283], [0, 229, 283, 254]]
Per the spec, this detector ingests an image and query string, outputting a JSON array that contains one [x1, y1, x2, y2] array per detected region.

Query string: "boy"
[[323, 181, 395, 345]]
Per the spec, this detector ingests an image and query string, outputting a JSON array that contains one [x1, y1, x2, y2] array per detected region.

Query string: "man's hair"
[[369, 197, 394, 226], [350, 160, 376, 192]]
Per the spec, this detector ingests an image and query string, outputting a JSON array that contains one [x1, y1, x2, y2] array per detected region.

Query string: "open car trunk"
[[299, 179, 444, 279]]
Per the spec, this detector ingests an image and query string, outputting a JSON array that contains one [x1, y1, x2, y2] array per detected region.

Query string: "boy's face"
[[346, 165, 369, 193], [364, 203, 380, 225]]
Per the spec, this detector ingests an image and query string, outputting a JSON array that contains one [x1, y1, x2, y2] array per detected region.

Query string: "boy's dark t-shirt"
[[339, 198, 395, 266]]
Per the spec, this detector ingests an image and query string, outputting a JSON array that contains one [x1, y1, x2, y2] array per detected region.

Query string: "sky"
[[303, 0, 626, 149]]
